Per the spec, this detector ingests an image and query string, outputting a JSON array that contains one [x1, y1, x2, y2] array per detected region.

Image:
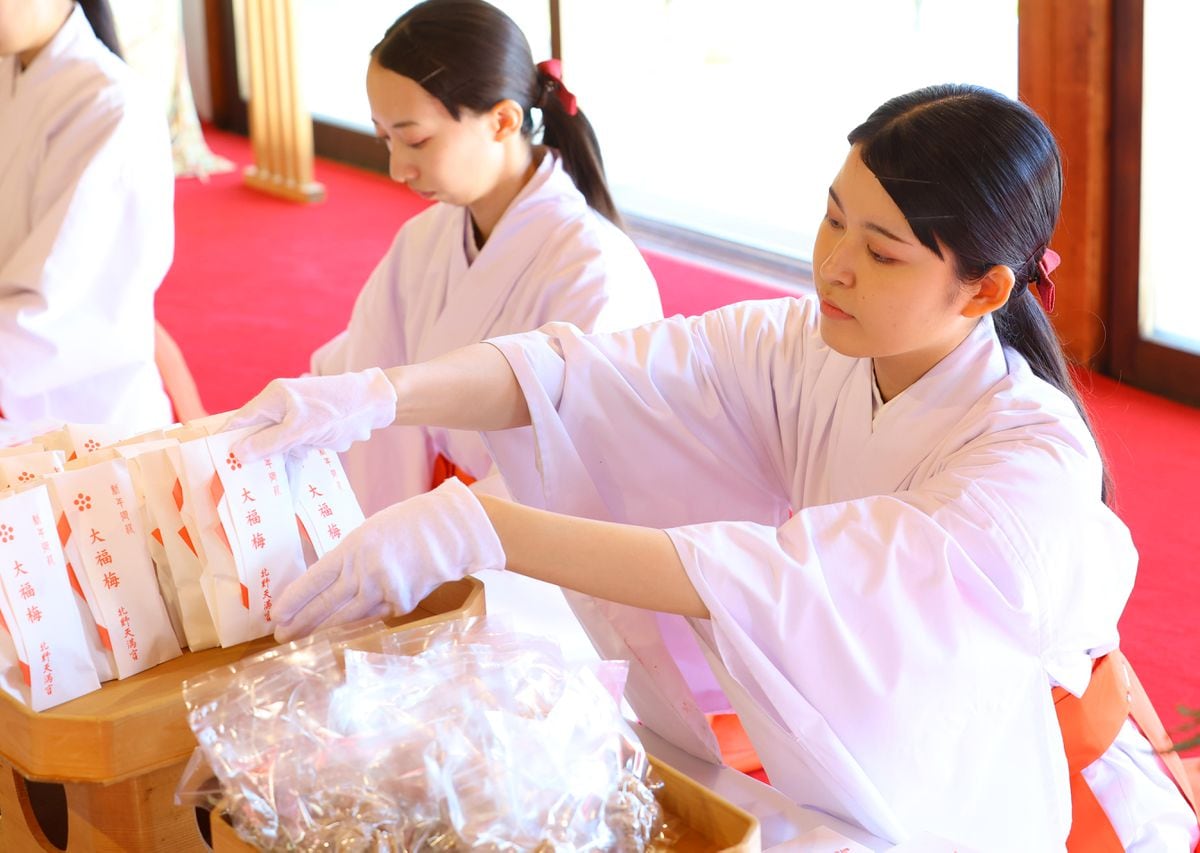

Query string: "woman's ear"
[[490, 99, 525, 142], [962, 264, 1016, 318]]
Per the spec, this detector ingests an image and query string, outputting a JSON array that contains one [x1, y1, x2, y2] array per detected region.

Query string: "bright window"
[[288, 1, 1017, 267], [558, 0, 1017, 262], [1138, 0, 1200, 355]]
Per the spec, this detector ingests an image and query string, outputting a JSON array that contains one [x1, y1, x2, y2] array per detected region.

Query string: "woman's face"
[[812, 146, 982, 389], [366, 60, 508, 209]]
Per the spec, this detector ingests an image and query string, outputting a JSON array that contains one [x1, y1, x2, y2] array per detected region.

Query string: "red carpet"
[[159, 128, 1200, 741]]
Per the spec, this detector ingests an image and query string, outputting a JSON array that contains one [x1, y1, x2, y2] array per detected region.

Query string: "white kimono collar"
[[467, 148, 571, 251], [872, 312, 1009, 434], [830, 314, 1010, 499]]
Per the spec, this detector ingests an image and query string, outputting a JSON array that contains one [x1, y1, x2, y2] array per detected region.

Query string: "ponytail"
[[536, 67, 623, 229], [78, 0, 123, 59], [993, 283, 1113, 503]]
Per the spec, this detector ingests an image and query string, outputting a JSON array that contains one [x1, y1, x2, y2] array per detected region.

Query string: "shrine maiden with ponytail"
[[0, 0, 173, 432], [304, 0, 661, 516], [231, 85, 1200, 850]]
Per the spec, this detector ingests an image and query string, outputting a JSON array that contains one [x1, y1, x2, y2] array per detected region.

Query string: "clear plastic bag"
[[181, 616, 660, 852]]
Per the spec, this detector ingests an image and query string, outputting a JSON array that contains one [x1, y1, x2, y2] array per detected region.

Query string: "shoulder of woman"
[[38, 51, 149, 141], [937, 368, 1105, 508]]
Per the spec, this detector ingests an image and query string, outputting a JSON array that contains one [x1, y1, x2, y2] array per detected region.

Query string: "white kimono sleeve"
[[666, 443, 1134, 844], [485, 301, 1136, 847], [486, 301, 804, 528]]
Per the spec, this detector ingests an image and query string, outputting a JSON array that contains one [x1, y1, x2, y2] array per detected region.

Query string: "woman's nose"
[[818, 235, 854, 286], [389, 150, 417, 184]]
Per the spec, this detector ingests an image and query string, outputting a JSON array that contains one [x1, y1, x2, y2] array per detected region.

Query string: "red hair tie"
[[1035, 247, 1060, 313], [536, 59, 578, 116]]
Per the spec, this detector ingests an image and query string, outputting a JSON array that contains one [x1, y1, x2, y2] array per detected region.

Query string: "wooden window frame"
[[1107, 0, 1200, 406]]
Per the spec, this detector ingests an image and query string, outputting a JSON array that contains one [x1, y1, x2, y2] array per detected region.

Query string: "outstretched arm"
[[229, 341, 532, 460], [387, 342, 531, 431], [478, 493, 708, 618], [273, 477, 706, 642]]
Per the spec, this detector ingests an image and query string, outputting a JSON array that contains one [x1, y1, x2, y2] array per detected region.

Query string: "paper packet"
[[286, 448, 365, 558], [175, 429, 305, 646], [0, 485, 101, 710], [46, 460, 182, 677], [111, 440, 193, 648], [0, 449, 66, 489]]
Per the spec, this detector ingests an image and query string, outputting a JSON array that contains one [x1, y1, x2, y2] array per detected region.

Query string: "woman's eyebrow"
[[828, 187, 912, 245]]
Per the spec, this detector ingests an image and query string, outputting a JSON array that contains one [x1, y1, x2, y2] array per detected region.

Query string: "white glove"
[[273, 477, 505, 642], [224, 368, 398, 462]]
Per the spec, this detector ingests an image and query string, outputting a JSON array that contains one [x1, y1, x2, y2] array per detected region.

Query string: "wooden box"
[[0, 578, 484, 852], [210, 753, 762, 853]]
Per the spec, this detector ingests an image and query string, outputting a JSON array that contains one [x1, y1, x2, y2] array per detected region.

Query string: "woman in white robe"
[[297, 0, 662, 669], [0, 0, 173, 432], [307, 0, 662, 516], [228, 85, 1200, 850]]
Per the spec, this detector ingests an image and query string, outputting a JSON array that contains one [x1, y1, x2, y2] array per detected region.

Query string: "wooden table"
[[0, 578, 484, 852]]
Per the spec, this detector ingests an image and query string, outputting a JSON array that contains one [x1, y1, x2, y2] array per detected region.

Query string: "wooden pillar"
[[240, 0, 325, 203], [1018, 0, 1112, 366]]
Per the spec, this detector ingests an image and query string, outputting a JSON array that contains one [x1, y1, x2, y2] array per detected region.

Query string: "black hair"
[[78, 0, 123, 59], [371, 0, 623, 228], [848, 83, 1111, 502]]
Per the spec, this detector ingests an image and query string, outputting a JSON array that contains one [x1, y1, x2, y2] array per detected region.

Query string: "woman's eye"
[[868, 248, 895, 264], [405, 138, 430, 150], [825, 214, 844, 230]]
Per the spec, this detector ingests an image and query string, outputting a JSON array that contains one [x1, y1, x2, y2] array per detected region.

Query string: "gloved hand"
[[273, 477, 505, 642], [223, 368, 398, 462]]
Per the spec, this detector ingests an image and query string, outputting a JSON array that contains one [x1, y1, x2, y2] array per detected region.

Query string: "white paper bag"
[[114, 438, 218, 651], [133, 439, 218, 651], [37, 484, 117, 682], [0, 450, 66, 489], [205, 429, 305, 642], [47, 461, 182, 677], [0, 486, 101, 710], [286, 448, 365, 557], [64, 423, 136, 461], [184, 412, 233, 435], [175, 436, 245, 647], [113, 427, 174, 448], [113, 441, 190, 648], [0, 587, 27, 705]]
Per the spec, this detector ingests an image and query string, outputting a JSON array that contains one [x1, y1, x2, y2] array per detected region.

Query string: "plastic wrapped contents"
[[182, 617, 661, 852]]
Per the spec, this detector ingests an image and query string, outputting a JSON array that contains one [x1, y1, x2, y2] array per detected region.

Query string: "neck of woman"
[[469, 145, 542, 246]]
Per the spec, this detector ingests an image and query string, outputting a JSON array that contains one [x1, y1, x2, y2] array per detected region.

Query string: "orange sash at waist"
[[1054, 650, 1200, 852]]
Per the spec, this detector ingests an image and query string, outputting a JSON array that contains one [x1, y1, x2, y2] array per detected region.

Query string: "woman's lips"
[[819, 299, 853, 320]]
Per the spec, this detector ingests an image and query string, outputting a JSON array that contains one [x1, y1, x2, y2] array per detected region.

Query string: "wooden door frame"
[[1018, 0, 1113, 370]]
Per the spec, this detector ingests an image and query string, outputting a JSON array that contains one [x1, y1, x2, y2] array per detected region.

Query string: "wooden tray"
[[210, 753, 761, 852], [0, 578, 484, 852]]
